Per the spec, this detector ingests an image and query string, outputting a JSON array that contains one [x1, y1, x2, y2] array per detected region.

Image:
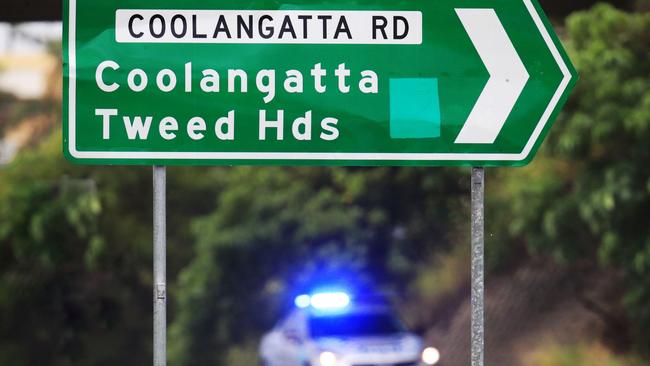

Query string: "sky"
[[0, 22, 62, 55], [0, 22, 62, 99]]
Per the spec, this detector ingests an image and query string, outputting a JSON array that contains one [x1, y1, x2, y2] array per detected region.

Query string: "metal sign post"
[[153, 166, 167, 366], [471, 167, 485, 366]]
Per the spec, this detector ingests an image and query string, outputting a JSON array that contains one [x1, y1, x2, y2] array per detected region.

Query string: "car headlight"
[[421, 347, 440, 365], [319, 351, 338, 366]]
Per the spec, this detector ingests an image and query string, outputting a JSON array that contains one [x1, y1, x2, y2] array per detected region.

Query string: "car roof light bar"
[[294, 292, 351, 310]]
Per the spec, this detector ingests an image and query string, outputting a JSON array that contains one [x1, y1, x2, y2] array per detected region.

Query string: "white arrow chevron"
[[454, 9, 530, 144]]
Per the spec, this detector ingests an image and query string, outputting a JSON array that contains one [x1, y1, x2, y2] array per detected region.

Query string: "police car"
[[259, 291, 441, 366]]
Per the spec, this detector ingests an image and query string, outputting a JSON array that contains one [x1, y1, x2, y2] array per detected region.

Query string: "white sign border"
[[67, 0, 572, 162]]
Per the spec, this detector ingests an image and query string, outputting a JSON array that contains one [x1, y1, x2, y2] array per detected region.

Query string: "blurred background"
[[0, 0, 649, 365]]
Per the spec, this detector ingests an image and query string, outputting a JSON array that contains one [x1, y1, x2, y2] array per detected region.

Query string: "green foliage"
[[412, 242, 469, 305], [0, 134, 148, 365], [489, 4, 650, 353], [0, 93, 56, 136], [225, 342, 260, 366], [0, 133, 224, 365], [524, 341, 645, 366]]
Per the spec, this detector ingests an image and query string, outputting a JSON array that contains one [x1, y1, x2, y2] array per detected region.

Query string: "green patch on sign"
[[389, 78, 441, 139]]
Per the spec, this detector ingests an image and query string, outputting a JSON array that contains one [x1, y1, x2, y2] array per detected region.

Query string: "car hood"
[[313, 332, 422, 355]]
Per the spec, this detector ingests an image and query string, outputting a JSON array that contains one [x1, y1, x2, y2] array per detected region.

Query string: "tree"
[[489, 3, 650, 354], [0, 132, 225, 365]]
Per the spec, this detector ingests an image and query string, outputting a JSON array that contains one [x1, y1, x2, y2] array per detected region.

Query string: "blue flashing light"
[[294, 294, 311, 308], [310, 292, 350, 310], [294, 292, 351, 310]]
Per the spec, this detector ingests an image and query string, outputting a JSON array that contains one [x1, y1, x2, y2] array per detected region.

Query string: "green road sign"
[[63, 0, 577, 166]]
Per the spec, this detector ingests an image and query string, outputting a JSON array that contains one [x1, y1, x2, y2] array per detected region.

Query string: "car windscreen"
[[309, 311, 405, 338]]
